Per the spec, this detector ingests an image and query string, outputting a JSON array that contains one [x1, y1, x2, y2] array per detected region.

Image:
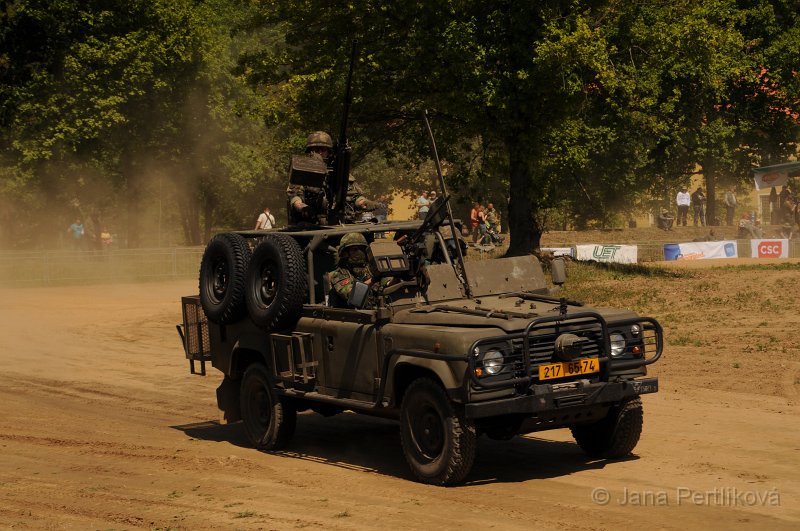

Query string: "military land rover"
[[178, 197, 662, 485]]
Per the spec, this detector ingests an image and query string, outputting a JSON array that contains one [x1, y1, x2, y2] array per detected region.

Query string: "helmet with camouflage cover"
[[305, 131, 333, 152], [338, 232, 368, 256]]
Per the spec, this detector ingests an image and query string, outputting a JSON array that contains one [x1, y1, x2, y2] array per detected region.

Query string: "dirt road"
[[1, 278, 798, 530]]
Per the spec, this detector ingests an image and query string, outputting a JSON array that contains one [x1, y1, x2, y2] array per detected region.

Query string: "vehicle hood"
[[391, 296, 639, 332]]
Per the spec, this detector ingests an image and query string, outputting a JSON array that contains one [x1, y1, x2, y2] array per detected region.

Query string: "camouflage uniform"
[[287, 131, 378, 225], [327, 264, 374, 308], [343, 177, 380, 223], [327, 232, 373, 308], [286, 183, 328, 225]]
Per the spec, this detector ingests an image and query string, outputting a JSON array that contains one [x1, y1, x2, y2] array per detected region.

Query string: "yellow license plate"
[[538, 358, 599, 380]]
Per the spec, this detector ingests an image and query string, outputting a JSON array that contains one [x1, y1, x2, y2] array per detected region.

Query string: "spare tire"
[[246, 234, 307, 330], [199, 233, 251, 324]]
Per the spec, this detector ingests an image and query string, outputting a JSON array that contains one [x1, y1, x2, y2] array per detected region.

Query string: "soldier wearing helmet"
[[287, 131, 380, 225], [286, 132, 334, 225], [327, 232, 374, 307]]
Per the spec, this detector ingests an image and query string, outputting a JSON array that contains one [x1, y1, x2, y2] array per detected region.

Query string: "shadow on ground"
[[172, 411, 636, 485]]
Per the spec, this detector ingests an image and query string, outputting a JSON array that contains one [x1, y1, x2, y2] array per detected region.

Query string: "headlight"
[[482, 349, 505, 375], [630, 324, 641, 336], [609, 332, 626, 357]]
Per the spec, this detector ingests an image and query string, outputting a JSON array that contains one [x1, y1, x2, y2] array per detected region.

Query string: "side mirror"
[[551, 258, 567, 286], [348, 281, 371, 309]]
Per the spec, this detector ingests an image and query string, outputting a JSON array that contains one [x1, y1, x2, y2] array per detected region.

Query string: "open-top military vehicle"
[[178, 206, 662, 485], [177, 47, 662, 485]]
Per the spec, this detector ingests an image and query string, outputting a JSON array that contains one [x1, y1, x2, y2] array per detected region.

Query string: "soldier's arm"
[[355, 196, 379, 211]]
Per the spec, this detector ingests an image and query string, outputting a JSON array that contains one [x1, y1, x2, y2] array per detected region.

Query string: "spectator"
[[691, 186, 706, 226], [485, 202, 499, 231], [416, 191, 430, 220], [255, 207, 275, 230], [469, 201, 481, 242], [67, 218, 84, 250], [723, 187, 737, 226], [100, 227, 113, 247], [428, 190, 438, 214], [657, 208, 674, 231], [675, 186, 690, 226], [737, 213, 762, 239], [477, 205, 487, 240], [769, 186, 780, 225], [780, 185, 795, 224], [779, 223, 794, 240], [373, 194, 388, 222]]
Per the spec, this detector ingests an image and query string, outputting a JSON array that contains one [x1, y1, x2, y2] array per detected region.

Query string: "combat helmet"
[[338, 232, 368, 256], [305, 131, 333, 152]]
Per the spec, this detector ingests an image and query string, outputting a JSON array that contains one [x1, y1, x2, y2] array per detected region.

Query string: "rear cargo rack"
[[177, 296, 211, 375]]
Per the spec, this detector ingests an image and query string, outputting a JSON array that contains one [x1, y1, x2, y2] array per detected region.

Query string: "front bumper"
[[464, 377, 658, 419]]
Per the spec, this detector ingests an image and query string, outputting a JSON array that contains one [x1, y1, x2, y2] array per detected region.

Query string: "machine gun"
[[346, 197, 454, 309], [328, 41, 358, 225]]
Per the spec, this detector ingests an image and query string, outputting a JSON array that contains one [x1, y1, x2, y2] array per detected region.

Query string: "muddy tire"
[[400, 378, 476, 486], [240, 363, 296, 450], [571, 397, 643, 458], [199, 233, 251, 324], [245, 234, 307, 330]]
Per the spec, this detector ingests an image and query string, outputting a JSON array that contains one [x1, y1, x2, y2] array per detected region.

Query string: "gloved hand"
[[301, 205, 317, 221], [358, 199, 380, 211]]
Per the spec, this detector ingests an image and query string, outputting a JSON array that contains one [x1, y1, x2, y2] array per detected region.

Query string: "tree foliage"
[[1, 0, 798, 249]]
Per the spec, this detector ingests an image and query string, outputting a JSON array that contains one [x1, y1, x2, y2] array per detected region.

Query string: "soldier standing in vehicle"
[[287, 131, 379, 225], [327, 232, 374, 308], [287, 131, 333, 225]]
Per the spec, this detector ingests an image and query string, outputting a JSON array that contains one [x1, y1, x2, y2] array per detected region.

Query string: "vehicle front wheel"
[[400, 378, 476, 486], [239, 363, 296, 450], [570, 397, 643, 458]]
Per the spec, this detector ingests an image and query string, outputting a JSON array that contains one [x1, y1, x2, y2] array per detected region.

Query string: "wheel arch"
[[230, 344, 270, 380], [391, 358, 462, 407]]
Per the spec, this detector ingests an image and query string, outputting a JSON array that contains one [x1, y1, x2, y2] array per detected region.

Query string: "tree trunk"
[[704, 162, 718, 226], [126, 174, 140, 248], [505, 141, 541, 256], [202, 193, 214, 244]]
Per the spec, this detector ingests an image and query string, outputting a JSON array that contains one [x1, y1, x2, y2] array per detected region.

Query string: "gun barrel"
[[330, 40, 358, 223]]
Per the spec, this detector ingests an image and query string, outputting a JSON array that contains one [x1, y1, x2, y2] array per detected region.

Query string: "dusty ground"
[[1, 256, 799, 529]]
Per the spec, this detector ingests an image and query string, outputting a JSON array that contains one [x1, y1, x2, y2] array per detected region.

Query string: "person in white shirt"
[[675, 187, 691, 226], [255, 207, 275, 230], [416, 191, 430, 220]]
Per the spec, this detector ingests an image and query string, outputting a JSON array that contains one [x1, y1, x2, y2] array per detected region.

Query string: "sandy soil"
[[1, 269, 799, 530]]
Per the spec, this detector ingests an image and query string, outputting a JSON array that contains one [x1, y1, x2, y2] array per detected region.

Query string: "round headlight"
[[610, 332, 626, 357], [630, 324, 641, 336], [483, 349, 505, 375]]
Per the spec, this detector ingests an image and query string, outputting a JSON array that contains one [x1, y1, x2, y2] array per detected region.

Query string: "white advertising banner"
[[750, 239, 789, 259], [541, 247, 574, 258], [663, 241, 738, 260], [753, 169, 788, 191], [575, 244, 638, 264]]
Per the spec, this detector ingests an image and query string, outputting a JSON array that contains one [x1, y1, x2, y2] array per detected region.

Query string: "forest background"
[[1, 0, 799, 254]]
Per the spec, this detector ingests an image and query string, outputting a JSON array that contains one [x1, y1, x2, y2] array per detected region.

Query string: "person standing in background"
[[675, 187, 690, 226], [691, 186, 706, 226], [416, 191, 430, 220], [255, 207, 275, 230], [67, 218, 84, 250], [723, 187, 737, 226]]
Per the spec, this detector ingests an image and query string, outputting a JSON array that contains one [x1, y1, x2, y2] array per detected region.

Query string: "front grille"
[[511, 323, 605, 378]]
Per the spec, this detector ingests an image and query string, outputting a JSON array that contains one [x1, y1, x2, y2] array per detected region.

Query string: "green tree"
[[1, 0, 283, 248]]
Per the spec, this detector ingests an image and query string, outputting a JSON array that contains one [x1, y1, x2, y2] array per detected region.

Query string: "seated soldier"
[[327, 232, 375, 308]]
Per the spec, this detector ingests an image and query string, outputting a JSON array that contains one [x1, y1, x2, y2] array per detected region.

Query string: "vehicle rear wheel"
[[400, 378, 476, 485], [239, 363, 296, 450], [199, 233, 251, 324], [570, 397, 643, 458], [246, 234, 307, 330]]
